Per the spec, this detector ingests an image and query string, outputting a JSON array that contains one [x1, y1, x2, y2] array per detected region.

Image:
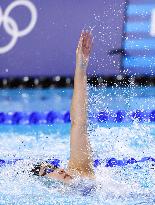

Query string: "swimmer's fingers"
[[76, 31, 93, 69], [76, 32, 84, 54], [76, 31, 93, 56], [82, 31, 93, 58]]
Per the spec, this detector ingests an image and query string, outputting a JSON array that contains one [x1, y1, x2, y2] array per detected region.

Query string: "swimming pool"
[[0, 86, 155, 205]]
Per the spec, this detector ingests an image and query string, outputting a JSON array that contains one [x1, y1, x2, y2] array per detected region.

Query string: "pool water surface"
[[0, 86, 155, 205]]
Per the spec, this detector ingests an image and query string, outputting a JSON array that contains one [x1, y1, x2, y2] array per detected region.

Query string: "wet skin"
[[37, 31, 94, 183], [38, 164, 95, 183], [39, 164, 73, 183]]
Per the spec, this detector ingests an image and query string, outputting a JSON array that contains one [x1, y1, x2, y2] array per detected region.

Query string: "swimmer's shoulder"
[[67, 167, 95, 180]]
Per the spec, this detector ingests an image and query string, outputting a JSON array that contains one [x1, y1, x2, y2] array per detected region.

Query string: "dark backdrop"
[[0, 0, 125, 77], [123, 0, 155, 75]]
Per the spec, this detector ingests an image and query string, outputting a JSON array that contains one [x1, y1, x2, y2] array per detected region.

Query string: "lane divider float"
[[0, 110, 154, 124], [0, 157, 155, 168]]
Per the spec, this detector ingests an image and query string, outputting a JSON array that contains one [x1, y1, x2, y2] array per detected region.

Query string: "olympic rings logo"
[[0, 0, 38, 54]]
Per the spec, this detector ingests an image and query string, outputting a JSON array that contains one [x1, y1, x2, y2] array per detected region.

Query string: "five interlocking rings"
[[0, 0, 38, 54]]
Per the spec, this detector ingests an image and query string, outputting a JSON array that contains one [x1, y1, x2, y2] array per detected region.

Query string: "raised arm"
[[68, 31, 94, 176]]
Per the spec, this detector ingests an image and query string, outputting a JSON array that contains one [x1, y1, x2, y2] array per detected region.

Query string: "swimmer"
[[31, 31, 94, 183]]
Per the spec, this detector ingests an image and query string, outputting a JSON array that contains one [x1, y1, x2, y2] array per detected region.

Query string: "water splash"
[[0, 122, 155, 204]]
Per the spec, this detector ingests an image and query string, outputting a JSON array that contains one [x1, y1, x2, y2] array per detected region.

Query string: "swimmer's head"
[[31, 162, 58, 176], [31, 162, 73, 182]]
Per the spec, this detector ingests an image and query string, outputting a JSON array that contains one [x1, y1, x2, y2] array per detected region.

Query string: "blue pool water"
[[0, 86, 155, 205]]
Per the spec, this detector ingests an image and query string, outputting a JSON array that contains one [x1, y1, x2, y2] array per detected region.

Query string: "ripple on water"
[[0, 123, 155, 204]]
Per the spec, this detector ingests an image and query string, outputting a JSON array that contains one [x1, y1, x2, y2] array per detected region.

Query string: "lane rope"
[[0, 110, 154, 124], [0, 157, 155, 168]]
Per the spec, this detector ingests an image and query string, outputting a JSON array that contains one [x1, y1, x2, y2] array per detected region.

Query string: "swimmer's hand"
[[76, 31, 93, 70]]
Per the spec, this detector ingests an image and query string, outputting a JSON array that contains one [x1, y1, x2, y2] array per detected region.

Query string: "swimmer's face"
[[39, 164, 73, 182]]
